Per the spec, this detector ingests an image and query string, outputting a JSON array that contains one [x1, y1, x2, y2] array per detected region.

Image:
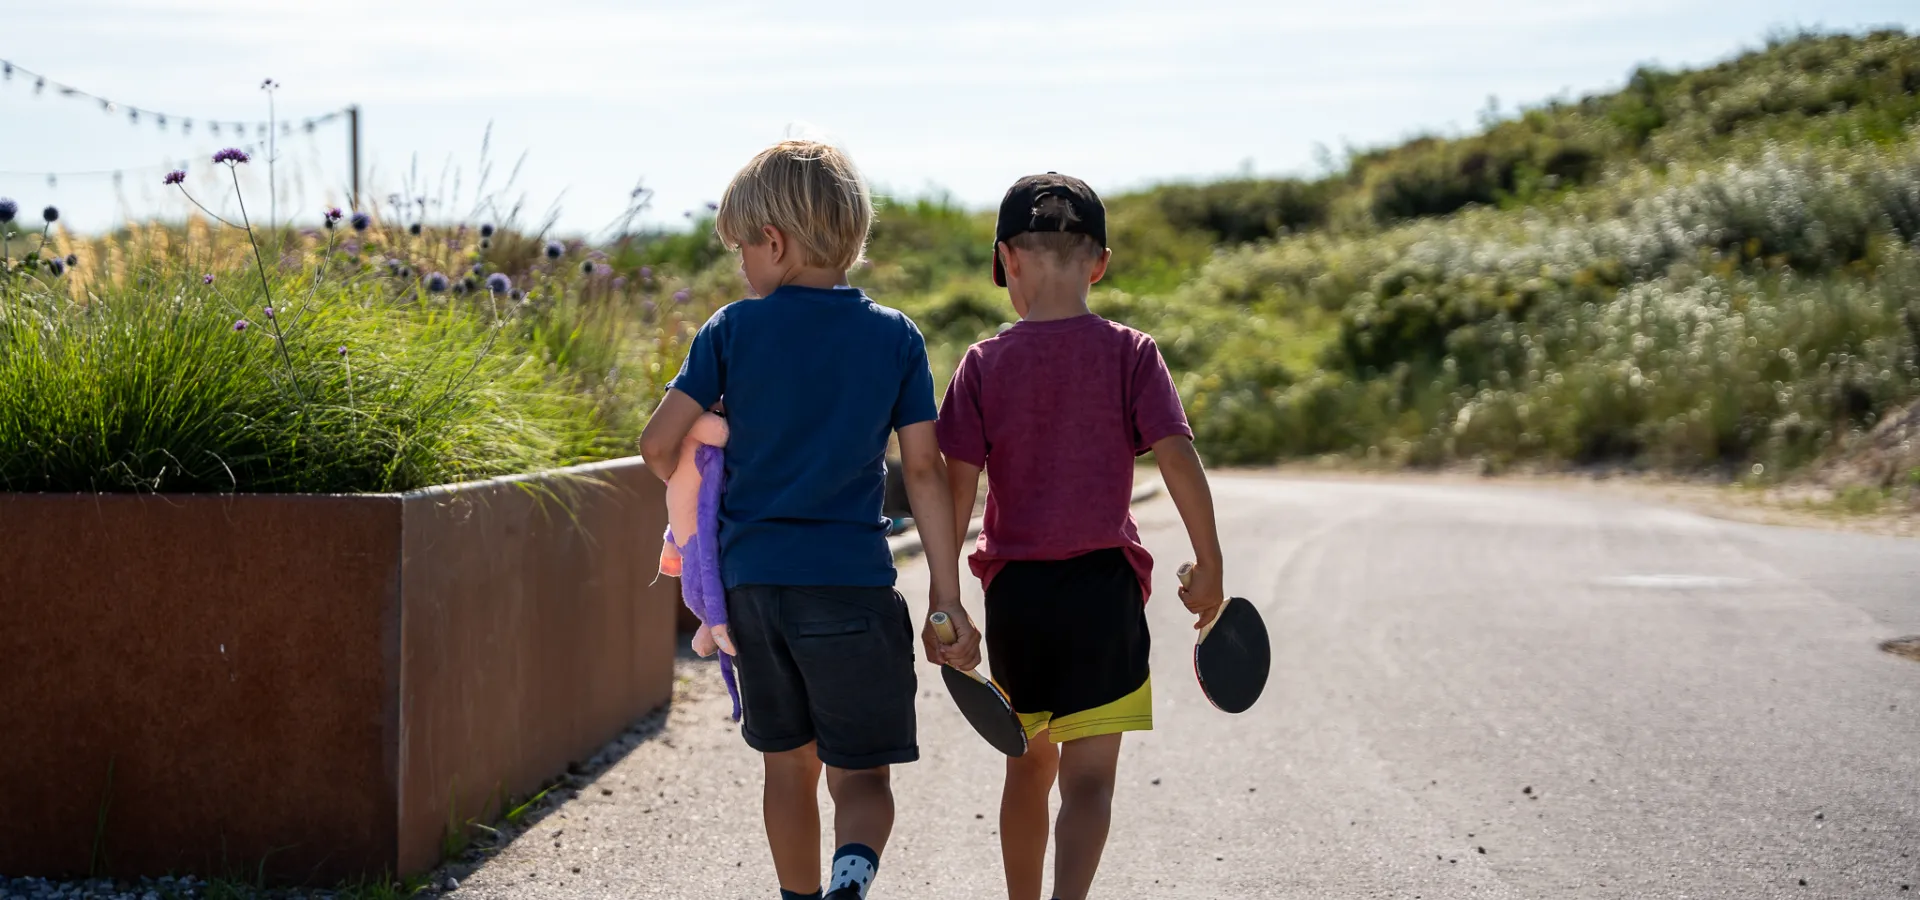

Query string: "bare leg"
[[764, 744, 824, 894], [824, 764, 895, 855], [1052, 733, 1123, 900], [1001, 730, 1060, 900]]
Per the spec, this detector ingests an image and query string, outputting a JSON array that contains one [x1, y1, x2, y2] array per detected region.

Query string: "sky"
[[3, 0, 1917, 236]]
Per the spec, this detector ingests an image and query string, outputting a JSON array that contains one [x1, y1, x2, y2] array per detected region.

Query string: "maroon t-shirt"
[[936, 314, 1192, 600]]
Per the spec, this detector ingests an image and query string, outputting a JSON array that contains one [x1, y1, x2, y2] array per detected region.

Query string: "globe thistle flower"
[[350, 212, 372, 232], [408, 223, 422, 236], [511, 289, 525, 301], [399, 266, 412, 279], [65, 253, 77, 267], [461, 276, 477, 293], [40, 205, 57, 224], [163, 170, 187, 186], [386, 259, 403, 276], [426, 272, 450, 293], [673, 289, 691, 304], [581, 260, 596, 275], [486, 273, 511, 295], [203, 273, 215, 285], [0, 198, 15, 223], [212, 148, 250, 165], [480, 238, 490, 250], [545, 241, 563, 259], [595, 263, 612, 277], [47, 257, 65, 276], [612, 276, 628, 290], [470, 263, 483, 274], [233, 319, 249, 332], [480, 223, 495, 238], [639, 265, 652, 279], [324, 207, 343, 228]]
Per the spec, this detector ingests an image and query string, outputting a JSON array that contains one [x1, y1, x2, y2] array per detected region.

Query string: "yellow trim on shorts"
[[1016, 675, 1154, 743]]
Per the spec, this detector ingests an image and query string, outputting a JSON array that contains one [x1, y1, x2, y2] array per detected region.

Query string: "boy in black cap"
[[930, 173, 1227, 900]]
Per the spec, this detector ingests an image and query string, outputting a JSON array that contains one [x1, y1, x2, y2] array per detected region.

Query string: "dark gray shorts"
[[725, 584, 919, 769]]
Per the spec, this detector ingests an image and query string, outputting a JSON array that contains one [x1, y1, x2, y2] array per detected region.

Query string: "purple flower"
[[0, 198, 15, 223], [544, 241, 563, 259], [486, 273, 511, 295], [263, 306, 275, 319], [202, 273, 215, 285], [470, 263, 483, 274], [426, 272, 449, 293], [480, 223, 495, 238], [612, 276, 628, 290], [47, 257, 65, 276], [706, 201, 719, 211], [639, 265, 652, 279], [233, 319, 249, 332], [595, 263, 613, 277], [40, 205, 57, 224], [350, 212, 371, 232], [212, 148, 250, 165], [673, 289, 691, 304], [163, 170, 187, 186], [324, 207, 343, 225], [338, 346, 348, 356]]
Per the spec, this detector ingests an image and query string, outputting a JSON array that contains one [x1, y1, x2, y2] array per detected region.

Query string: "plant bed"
[[0, 457, 676, 883]]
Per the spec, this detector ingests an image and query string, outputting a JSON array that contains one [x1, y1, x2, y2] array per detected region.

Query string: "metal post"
[[348, 105, 362, 211]]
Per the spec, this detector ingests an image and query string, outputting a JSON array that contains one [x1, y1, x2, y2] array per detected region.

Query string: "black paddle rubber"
[[940, 666, 1028, 757], [931, 612, 1028, 757], [1193, 597, 1270, 714]]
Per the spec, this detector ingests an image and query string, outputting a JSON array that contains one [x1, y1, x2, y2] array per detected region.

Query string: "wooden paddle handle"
[[930, 611, 958, 644]]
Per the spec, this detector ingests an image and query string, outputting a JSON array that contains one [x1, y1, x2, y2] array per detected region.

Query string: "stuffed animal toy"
[[660, 411, 739, 720]]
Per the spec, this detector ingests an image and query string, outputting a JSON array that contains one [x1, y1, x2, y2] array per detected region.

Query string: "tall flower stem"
[[229, 165, 306, 403]]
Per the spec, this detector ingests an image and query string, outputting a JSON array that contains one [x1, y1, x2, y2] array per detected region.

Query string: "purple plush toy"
[[660, 412, 739, 720]]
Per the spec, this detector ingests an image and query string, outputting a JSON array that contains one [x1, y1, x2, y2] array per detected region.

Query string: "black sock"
[[779, 890, 822, 900], [828, 842, 880, 898]]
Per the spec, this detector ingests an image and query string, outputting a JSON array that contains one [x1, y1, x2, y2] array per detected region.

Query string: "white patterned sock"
[[828, 842, 879, 898]]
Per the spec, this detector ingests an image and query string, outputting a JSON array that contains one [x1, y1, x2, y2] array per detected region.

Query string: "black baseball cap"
[[992, 172, 1107, 287]]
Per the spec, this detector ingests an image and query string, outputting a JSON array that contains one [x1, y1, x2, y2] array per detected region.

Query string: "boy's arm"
[[1152, 434, 1226, 629], [899, 422, 981, 670], [947, 458, 981, 560], [639, 390, 705, 482]]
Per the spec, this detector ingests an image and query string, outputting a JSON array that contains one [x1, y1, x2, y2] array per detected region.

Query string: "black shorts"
[[986, 548, 1153, 741], [725, 584, 919, 769]]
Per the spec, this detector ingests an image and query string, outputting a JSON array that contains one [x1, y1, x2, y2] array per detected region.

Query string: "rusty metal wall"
[[0, 458, 676, 883], [395, 460, 674, 875], [0, 493, 405, 881]]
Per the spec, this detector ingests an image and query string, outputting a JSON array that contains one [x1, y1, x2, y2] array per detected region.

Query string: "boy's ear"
[[762, 224, 787, 264], [1088, 248, 1112, 286], [997, 241, 1019, 282]]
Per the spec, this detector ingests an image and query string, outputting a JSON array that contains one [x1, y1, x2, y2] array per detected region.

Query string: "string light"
[[0, 58, 346, 139]]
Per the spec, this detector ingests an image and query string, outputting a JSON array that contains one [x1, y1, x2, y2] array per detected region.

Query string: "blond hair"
[[715, 140, 872, 271]]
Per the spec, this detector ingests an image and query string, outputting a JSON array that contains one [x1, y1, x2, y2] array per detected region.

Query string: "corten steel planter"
[[0, 458, 676, 883]]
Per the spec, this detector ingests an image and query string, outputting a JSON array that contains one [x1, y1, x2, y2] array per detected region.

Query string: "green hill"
[[848, 29, 1920, 486]]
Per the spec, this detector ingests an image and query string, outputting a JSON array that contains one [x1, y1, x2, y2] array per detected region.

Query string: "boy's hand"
[[921, 592, 983, 671], [1178, 559, 1227, 631]]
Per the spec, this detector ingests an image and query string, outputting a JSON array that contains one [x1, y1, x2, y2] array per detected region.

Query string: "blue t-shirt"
[[668, 285, 938, 588]]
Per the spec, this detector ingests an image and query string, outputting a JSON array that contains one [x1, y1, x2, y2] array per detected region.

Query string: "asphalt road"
[[454, 473, 1920, 899]]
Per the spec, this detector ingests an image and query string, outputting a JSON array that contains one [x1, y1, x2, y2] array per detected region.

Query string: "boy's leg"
[[1001, 728, 1060, 900], [779, 586, 919, 898], [824, 764, 894, 854], [765, 744, 825, 895], [1051, 733, 1125, 900], [728, 586, 831, 896]]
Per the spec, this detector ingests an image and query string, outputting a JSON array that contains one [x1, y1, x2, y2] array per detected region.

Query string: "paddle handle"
[[930, 611, 958, 644], [1176, 562, 1230, 643]]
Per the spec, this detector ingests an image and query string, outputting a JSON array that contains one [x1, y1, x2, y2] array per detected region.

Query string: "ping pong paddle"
[[929, 612, 1027, 757], [1177, 563, 1270, 714]]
